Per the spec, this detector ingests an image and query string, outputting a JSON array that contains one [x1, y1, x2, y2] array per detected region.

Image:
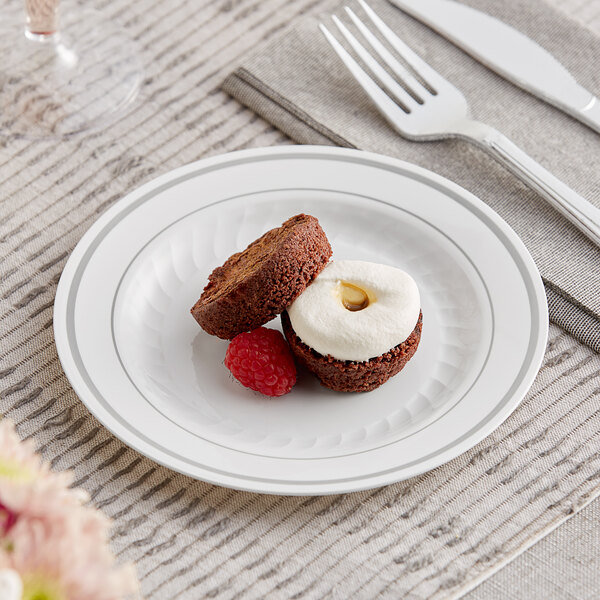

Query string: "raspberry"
[[224, 327, 297, 397]]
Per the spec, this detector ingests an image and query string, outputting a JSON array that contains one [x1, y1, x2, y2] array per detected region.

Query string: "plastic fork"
[[320, 0, 600, 247]]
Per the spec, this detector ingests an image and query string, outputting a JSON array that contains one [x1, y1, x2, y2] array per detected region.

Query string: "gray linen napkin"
[[223, 0, 600, 352]]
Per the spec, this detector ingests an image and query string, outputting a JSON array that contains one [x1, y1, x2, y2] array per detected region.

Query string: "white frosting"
[[287, 260, 420, 362]]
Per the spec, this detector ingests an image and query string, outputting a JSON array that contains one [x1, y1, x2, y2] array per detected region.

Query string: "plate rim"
[[54, 145, 548, 495]]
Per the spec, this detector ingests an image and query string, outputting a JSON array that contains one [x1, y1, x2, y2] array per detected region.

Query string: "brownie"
[[191, 214, 332, 340], [281, 310, 423, 393]]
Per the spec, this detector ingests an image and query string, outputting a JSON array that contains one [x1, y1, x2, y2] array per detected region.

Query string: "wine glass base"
[[0, 7, 143, 139]]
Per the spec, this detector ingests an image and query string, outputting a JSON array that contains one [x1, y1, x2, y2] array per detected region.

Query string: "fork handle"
[[469, 124, 600, 248]]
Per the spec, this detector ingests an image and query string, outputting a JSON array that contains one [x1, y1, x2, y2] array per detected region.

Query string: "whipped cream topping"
[[287, 260, 420, 362]]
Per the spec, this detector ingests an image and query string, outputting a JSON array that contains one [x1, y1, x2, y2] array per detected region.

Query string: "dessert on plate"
[[191, 215, 422, 394], [282, 260, 422, 392]]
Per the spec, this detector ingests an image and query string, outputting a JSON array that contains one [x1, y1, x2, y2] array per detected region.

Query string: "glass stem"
[[25, 0, 60, 37]]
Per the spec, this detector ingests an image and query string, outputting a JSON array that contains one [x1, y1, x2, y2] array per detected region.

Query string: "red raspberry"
[[224, 327, 297, 397]]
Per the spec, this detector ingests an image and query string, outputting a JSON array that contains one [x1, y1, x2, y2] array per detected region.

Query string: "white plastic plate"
[[54, 146, 548, 495]]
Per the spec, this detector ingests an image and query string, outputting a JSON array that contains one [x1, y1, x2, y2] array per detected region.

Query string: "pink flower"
[[0, 518, 138, 600], [0, 501, 17, 535], [0, 419, 139, 599], [0, 419, 42, 481], [0, 420, 87, 525]]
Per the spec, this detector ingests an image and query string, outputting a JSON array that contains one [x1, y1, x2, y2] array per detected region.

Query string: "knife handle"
[[474, 125, 600, 248]]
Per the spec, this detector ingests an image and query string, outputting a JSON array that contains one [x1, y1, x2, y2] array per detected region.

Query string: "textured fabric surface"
[[222, 0, 600, 353], [0, 0, 599, 599], [467, 498, 600, 600]]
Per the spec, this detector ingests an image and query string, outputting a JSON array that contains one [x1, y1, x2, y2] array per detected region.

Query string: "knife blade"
[[387, 0, 600, 134]]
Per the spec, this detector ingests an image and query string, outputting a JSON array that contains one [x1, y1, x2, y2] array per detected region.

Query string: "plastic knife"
[[387, 0, 600, 133]]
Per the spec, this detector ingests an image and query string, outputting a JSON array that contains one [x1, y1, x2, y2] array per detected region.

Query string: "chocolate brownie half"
[[191, 214, 332, 339]]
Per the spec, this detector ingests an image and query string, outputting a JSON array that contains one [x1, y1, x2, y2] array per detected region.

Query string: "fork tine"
[[319, 23, 410, 127], [357, 0, 444, 93], [343, 7, 425, 103], [330, 16, 419, 112]]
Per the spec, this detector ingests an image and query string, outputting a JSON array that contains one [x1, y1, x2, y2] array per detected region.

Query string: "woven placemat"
[[0, 0, 599, 598]]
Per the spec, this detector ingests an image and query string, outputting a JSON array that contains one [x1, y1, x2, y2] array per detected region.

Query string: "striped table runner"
[[0, 0, 598, 598]]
